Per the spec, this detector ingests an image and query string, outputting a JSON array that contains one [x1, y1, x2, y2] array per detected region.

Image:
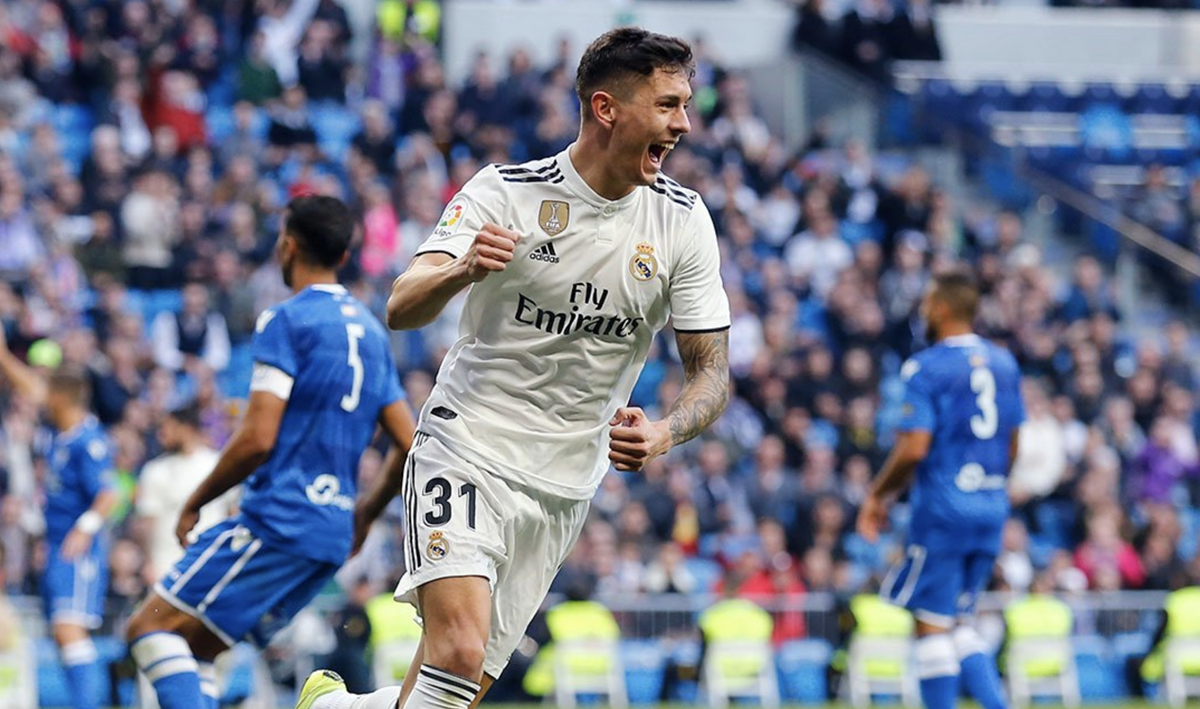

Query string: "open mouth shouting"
[[647, 142, 674, 170]]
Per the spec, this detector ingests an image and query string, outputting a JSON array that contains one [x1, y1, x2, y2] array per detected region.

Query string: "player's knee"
[[426, 631, 487, 678]]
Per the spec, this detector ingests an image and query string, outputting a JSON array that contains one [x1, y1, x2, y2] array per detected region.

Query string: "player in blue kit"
[[0, 339, 119, 709], [857, 269, 1024, 709], [125, 195, 417, 709]]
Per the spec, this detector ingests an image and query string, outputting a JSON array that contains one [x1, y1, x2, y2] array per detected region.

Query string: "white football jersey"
[[136, 447, 237, 577], [414, 146, 730, 499]]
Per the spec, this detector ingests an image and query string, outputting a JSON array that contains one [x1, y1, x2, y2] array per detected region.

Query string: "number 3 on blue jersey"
[[969, 367, 997, 440], [341, 323, 366, 412]]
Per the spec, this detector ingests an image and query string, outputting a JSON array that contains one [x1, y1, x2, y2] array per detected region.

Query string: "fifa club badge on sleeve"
[[629, 242, 658, 281], [426, 531, 449, 560], [538, 200, 569, 236]]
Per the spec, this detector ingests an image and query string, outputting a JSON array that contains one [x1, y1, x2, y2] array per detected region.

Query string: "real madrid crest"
[[538, 200, 570, 236], [426, 531, 449, 560], [629, 242, 658, 281]]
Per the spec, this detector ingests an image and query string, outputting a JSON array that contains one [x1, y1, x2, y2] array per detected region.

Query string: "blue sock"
[[131, 632, 204, 709], [916, 634, 960, 709], [199, 660, 219, 709], [956, 627, 1006, 709], [61, 640, 100, 709]]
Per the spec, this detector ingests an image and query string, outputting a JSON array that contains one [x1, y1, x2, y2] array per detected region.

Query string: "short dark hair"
[[167, 403, 202, 430], [576, 27, 694, 110], [283, 195, 353, 268], [931, 267, 980, 322], [48, 366, 91, 407]]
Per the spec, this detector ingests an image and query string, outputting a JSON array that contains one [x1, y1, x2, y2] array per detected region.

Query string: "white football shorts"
[[393, 430, 590, 678]]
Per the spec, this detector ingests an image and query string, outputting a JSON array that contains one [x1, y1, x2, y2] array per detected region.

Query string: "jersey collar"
[[556, 145, 641, 212], [55, 415, 96, 444], [941, 333, 983, 347], [309, 284, 348, 294]]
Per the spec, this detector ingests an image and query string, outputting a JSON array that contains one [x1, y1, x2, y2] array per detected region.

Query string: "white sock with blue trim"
[[131, 632, 204, 709]]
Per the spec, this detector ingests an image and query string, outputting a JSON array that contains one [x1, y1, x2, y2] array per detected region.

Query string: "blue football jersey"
[[239, 284, 405, 563], [897, 333, 1025, 545], [43, 417, 114, 545]]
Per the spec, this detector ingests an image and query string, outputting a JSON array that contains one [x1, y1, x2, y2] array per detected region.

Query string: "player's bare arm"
[[351, 399, 417, 555], [0, 324, 48, 405], [609, 329, 730, 472], [386, 223, 521, 330], [667, 329, 731, 446], [60, 488, 119, 560], [175, 390, 286, 545], [856, 429, 932, 542]]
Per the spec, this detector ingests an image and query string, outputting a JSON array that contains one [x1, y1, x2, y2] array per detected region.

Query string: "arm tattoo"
[[667, 329, 731, 446]]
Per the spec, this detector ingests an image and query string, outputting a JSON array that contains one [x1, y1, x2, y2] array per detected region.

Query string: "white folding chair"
[[845, 636, 918, 709], [1006, 637, 1080, 709], [372, 638, 422, 690], [701, 639, 779, 709], [0, 640, 36, 709], [1163, 637, 1200, 707], [552, 637, 627, 709]]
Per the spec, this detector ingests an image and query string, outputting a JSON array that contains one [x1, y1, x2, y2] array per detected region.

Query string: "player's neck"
[[569, 138, 636, 202], [288, 267, 340, 295], [54, 407, 86, 433], [934, 321, 974, 342]]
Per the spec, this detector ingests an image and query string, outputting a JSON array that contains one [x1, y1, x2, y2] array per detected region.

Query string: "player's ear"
[[336, 250, 350, 270], [590, 90, 618, 129]]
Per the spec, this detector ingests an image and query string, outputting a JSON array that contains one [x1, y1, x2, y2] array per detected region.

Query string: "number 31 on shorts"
[[422, 477, 477, 529]]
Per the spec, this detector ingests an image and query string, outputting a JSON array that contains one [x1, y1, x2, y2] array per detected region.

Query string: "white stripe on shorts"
[[169, 527, 238, 595]]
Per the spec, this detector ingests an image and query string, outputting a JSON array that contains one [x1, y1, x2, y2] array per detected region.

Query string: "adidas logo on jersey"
[[529, 242, 560, 264]]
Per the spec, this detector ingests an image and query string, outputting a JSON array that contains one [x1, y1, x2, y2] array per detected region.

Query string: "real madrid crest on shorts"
[[629, 242, 658, 281], [538, 200, 569, 236], [426, 531, 449, 560]]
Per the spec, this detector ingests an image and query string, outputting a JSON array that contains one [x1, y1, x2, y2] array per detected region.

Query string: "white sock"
[[198, 661, 218, 703], [313, 686, 402, 709], [407, 666, 480, 709]]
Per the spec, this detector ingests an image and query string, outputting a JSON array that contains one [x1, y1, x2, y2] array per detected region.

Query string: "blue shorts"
[[155, 518, 339, 647], [881, 543, 995, 627], [43, 541, 107, 629]]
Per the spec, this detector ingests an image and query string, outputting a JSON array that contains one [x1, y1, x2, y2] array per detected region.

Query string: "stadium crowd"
[[0, 0, 1197, 657]]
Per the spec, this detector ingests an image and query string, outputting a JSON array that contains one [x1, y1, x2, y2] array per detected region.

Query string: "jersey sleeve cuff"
[[414, 247, 464, 260], [250, 362, 295, 401], [672, 320, 732, 333]]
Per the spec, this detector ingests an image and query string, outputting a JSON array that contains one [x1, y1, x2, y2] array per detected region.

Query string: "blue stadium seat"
[[776, 638, 831, 703], [1074, 634, 1126, 700], [622, 639, 666, 704], [918, 77, 965, 127], [311, 103, 361, 163], [1079, 105, 1133, 162], [51, 104, 94, 136], [1020, 82, 1071, 112], [205, 105, 236, 144], [684, 557, 723, 595], [219, 343, 254, 398], [1130, 83, 1180, 114]]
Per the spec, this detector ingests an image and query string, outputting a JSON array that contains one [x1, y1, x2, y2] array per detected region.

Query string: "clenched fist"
[[460, 223, 521, 282]]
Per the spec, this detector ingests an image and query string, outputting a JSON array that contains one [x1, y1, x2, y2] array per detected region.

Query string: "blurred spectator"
[[238, 31, 284, 105], [1128, 416, 1200, 505], [150, 282, 231, 372], [120, 165, 180, 290], [886, 0, 942, 61], [1009, 379, 1068, 508], [785, 210, 853, 298], [1074, 504, 1145, 589], [0, 188, 43, 280], [643, 542, 697, 594]]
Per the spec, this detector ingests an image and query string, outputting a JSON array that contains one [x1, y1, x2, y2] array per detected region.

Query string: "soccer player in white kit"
[[136, 404, 237, 579], [299, 27, 732, 709]]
